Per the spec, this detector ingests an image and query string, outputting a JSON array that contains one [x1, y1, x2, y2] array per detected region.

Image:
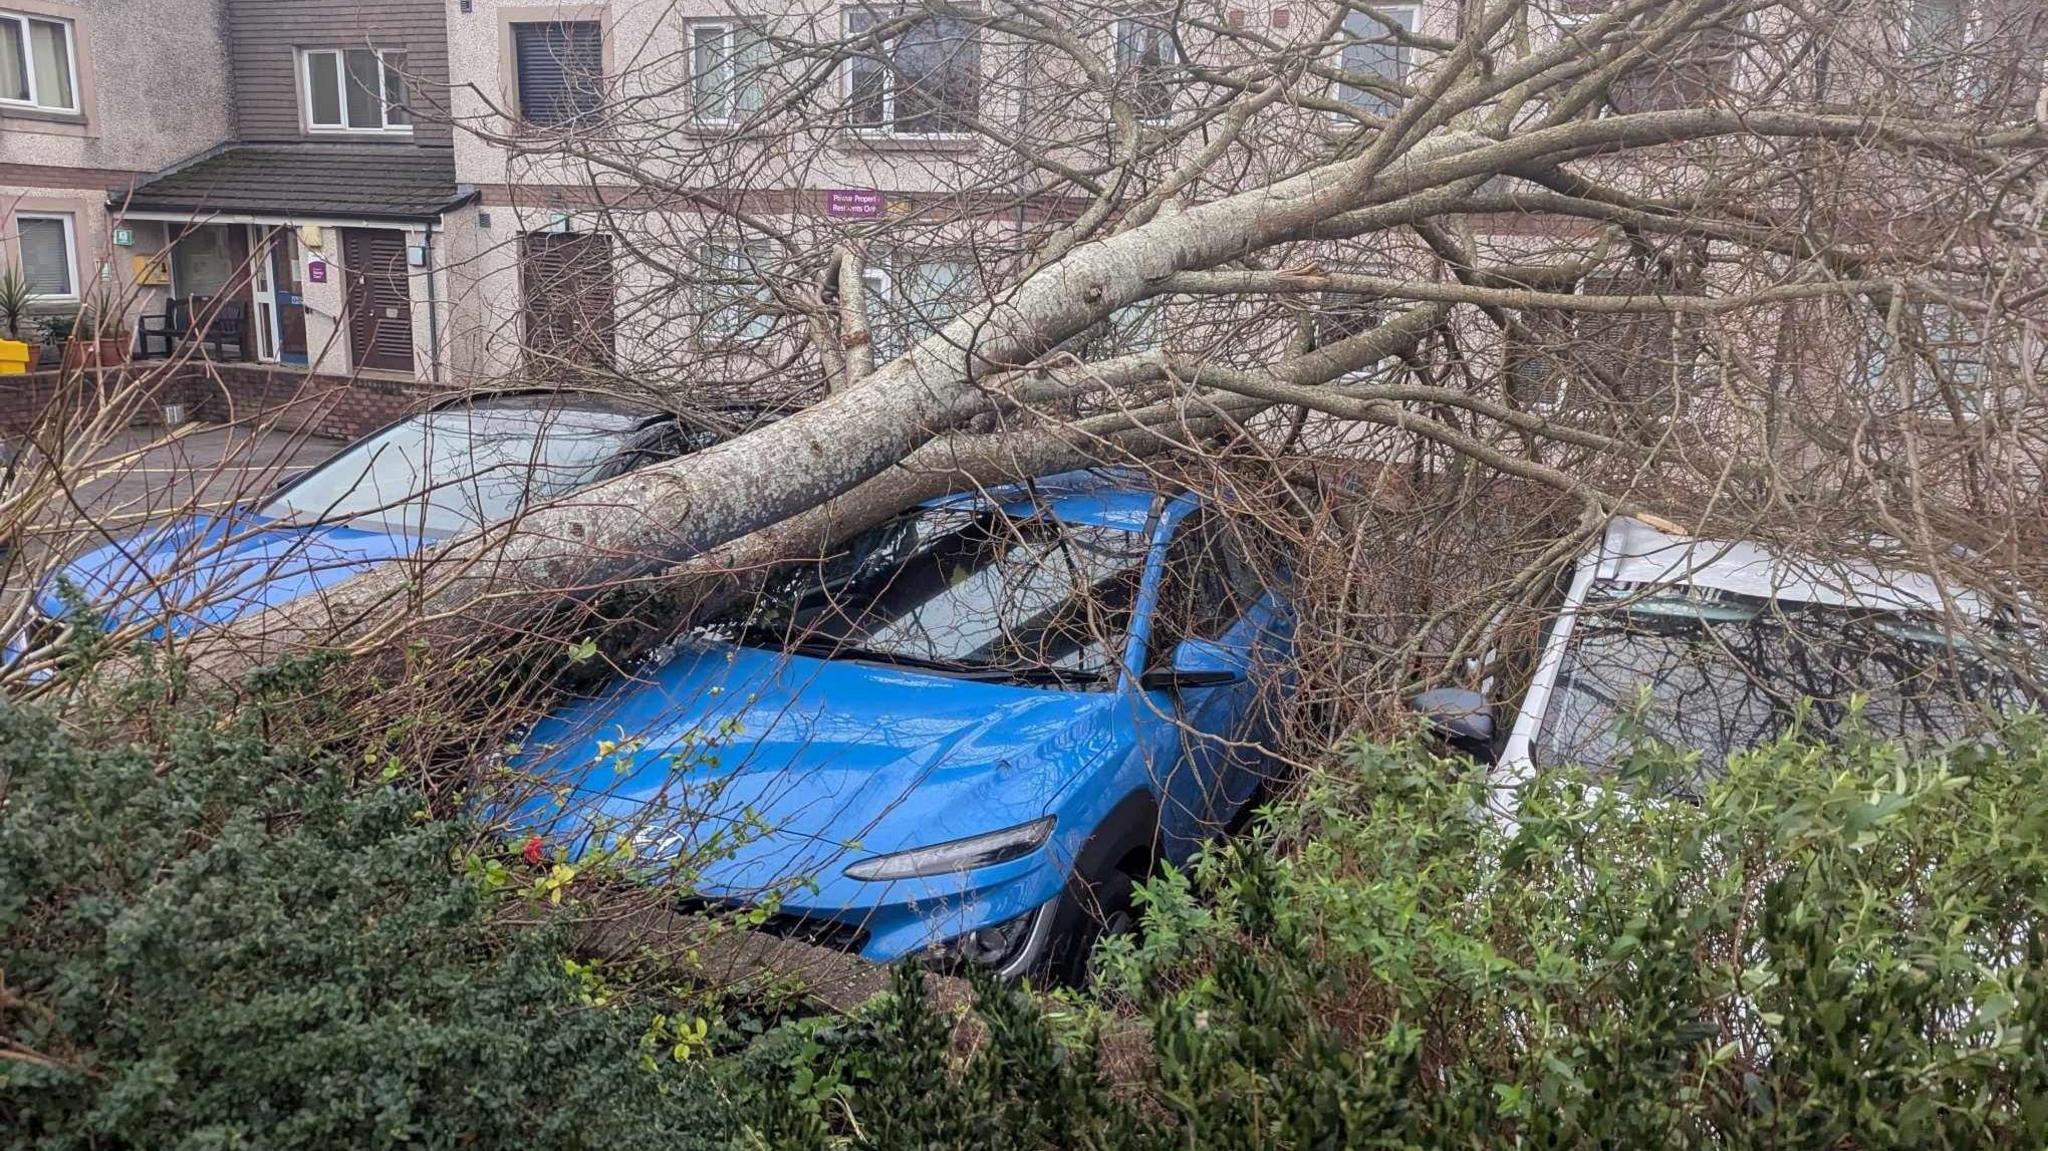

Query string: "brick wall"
[[186, 365, 450, 441], [0, 364, 453, 443]]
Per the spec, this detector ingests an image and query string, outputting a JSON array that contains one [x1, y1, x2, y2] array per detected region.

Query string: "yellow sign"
[[131, 253, 171, 287]]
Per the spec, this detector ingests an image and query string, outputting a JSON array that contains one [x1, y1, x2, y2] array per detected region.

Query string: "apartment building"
[[426, 0, 1472, 389], [5, 0, 2030, 406], [2, 0, 466, 381]]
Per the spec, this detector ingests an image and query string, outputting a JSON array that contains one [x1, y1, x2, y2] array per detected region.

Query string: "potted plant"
[[59, 294, 132, 372], [0, 269, 39, 371]]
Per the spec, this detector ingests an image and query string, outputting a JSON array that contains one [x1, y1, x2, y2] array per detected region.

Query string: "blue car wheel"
[[1038, 797, 1156, 983]]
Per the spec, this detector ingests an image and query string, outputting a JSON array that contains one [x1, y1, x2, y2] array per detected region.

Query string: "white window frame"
[[0, 9, 80, 114], [1334, 3, 1421, 119], [843, 6, 981, 140], [299, 46, 412, 134], [688, 19, 767, 127], [15, 210, 79, 302], [1509, 286, 1581, 415], [1111, 15, 1180, 124], [1904, 0, 1970, 51], [860, 257, 973, 358], [703, 240, 778, 342], [1912, 302, 1991, 418]]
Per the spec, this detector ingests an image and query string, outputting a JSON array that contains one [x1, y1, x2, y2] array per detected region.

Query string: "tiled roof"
[[116, 143, 470, 222]]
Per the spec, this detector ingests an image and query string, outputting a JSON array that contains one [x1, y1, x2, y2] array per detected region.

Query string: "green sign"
[[113, 227, 134, 247]]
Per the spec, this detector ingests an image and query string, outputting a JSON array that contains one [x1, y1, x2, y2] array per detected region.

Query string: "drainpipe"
[[423, 216, 442, 382]]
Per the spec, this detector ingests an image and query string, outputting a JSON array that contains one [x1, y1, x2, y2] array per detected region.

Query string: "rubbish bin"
[[0, 339, 28, 375]]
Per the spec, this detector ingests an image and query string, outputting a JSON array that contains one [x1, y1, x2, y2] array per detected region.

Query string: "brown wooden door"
[[340, 228, 415, 372], [520, 231, 616, 380]]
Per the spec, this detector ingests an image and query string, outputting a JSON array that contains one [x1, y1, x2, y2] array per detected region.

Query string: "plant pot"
[[62, 337, 131, 372]]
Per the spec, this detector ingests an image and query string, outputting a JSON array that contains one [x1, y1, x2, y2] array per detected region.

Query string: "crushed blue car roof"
[[927, 468, 1165, 533]]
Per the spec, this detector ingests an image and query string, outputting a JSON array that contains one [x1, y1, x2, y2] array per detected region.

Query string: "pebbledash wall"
[[0, 365, 450, 443], [2, 0, 238, 336]]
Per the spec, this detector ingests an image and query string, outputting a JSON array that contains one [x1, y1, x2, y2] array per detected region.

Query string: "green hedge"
[[0, 693, 728, 1150], [755, 719, 2048, 1148], [7, 675, 2046, 1149]]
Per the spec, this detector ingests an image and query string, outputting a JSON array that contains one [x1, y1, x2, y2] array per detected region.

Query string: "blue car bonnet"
[[510, 641, 1124, 895], [40, 512, 434, 638]]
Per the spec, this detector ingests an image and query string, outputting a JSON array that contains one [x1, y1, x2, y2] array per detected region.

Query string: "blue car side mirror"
[[1407, 687, 1495, 760], [1140, 636, 1248, 692]]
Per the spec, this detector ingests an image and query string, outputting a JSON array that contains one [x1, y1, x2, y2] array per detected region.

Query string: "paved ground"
[[3, 422, 345, 619], [32, 423, 346, 536]]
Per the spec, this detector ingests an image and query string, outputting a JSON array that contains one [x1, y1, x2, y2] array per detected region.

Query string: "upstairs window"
[[689, 20, 769, 126], [0, 10, 77, 113], [1336, 4, 1419, 118], [1905, 0, 1969, 55], [1897, 0, 2045, 105], [846, 7, 980, 137], [513, 20, 604, 128], [302, 48, 411, 132], [1112, 16, 1179, 122]]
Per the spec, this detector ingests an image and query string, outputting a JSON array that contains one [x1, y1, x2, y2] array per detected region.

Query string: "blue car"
[[509, 470, 1293, 980], [11, 392, 740, 665]]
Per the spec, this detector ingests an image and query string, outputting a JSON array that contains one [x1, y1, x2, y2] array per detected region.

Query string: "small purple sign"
[[307, 259, 329, 284], [824, 189, 886, 218]]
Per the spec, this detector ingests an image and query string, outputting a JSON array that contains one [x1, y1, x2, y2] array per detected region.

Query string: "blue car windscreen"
[[705, 508, 1149, 685]]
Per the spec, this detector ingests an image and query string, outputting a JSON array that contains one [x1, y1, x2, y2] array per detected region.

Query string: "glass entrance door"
[[248, 225, 280, 362], [273, 232, 309, 365]]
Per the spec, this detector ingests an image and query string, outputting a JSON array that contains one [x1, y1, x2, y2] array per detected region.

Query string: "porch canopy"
[[113, 142, 471, 225]]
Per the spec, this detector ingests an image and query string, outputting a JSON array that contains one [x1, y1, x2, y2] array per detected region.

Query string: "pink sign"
[[824, 189, 886, 218], [307, 259, 329, 284]]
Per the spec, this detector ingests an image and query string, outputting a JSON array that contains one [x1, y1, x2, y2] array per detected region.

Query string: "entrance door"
[[339, 227, 415, 372], [521, 231, 616, 380], [272, 231, 309, 364], [248, 225, 279, 362]]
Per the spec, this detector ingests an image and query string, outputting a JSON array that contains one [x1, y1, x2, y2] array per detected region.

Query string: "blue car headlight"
[[842, 817, 1055, 881]]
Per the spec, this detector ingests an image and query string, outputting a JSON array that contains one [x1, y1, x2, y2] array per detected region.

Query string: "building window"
[[1336, 5, 1419, 118], [703, 241, 777, 341], [846, 7, 980, 137], [1905, 0, 1969, 53], [15, 212, 77, 301], [1507, 308, 1574, 411], [1073, 300, 1165, 358], [513, 20, 604, 128], [1864, 302, 1992, 416], [0, 9, 77, 113], [863, 256, 972, 358], [1897, 0, 2044, 102], [689, 21, 768, 126], [302, 48, 411, 132], [1313, 294, 1378, 348], [1112, 16, 1178, 122]]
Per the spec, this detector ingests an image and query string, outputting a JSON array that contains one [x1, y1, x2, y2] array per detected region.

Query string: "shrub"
[[11, 671, 2047, 1149], [0, 689, 727, 1150], [759, 720, 2048, 1148]]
